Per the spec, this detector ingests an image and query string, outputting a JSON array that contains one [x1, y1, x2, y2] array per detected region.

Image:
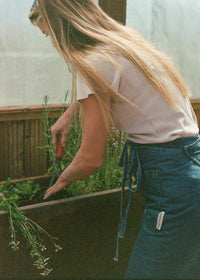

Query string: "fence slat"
[[13, 121, 18, 178], [8, 122, 14, 178], [0, 123, 8, 180], [17, 121, 24, 178], [0, 105, 66, 181]]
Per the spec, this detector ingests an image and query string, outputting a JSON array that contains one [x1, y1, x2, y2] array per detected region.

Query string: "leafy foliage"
[[41, 95, 127, 198], [66, 128, 125, 196], [0, 178, 41, 203]]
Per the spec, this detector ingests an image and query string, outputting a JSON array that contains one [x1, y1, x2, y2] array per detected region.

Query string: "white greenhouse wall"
[[126, 0, 200, 98], [0, 0, 71, 106], [0, 0, 199, 106]]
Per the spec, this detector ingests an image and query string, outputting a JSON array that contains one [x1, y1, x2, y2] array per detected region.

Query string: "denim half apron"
[[115, 135, 200, 279]]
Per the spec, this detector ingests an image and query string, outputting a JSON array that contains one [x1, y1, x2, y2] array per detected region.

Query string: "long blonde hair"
[[29, 0, 191, 129]]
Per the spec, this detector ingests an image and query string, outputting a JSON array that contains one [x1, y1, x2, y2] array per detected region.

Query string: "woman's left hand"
[[43, 180, 66, 200]]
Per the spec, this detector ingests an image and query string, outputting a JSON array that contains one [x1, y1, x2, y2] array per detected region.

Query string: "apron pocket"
[[142, 208, 165, 233], [184, 138, 200, 167]]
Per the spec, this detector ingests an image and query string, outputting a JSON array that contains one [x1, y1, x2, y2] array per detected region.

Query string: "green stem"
[[8, 207, 16, 243], [26, 217, 57, 246], [20, 222, 36, 248], [26, 220, 44, 245]]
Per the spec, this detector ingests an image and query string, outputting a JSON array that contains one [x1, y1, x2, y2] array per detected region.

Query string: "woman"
[[29, 0, 200, 279]]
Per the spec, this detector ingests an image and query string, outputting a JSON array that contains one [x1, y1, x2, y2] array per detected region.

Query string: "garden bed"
[[0, 100, 141, 279], [0, 188, 144, 279]]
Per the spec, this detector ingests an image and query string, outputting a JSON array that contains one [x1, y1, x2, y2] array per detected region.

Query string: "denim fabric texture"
[[117, 135, 200, 279]]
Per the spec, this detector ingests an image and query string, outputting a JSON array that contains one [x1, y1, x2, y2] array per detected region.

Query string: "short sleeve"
[[76, 57, 121, 101], [76, 72, 93, 100]]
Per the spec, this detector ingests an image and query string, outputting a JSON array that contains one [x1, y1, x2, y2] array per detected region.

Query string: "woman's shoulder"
[[84, 44, 136, 76]]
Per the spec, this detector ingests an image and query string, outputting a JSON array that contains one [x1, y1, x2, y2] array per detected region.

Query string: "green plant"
[[67, 128, 126, 196], [41, 95, 58, 172], [0, 178, 41, 202], [41, 95, 127, 198], [0, 179, 62, 276], [41, 94, 71, 175]]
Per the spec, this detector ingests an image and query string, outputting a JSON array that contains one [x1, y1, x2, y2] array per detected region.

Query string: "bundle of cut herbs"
[[0, 178, 62, 276]]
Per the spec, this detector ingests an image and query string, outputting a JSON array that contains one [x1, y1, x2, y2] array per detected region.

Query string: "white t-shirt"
[[76, 55, 199, 144]]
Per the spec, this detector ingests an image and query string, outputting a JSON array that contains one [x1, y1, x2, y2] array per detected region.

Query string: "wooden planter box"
[[0, 189, 144, 280]]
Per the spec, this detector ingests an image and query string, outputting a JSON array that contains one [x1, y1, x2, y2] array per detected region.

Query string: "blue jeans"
[[118, 136, 200, 279]]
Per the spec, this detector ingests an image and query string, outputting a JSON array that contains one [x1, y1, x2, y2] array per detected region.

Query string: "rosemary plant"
[[41, 94, 69, 175]]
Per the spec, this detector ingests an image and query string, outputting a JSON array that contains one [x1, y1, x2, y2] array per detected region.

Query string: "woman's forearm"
[[59, 149, 104, 186], [63, 101, 80, 120]]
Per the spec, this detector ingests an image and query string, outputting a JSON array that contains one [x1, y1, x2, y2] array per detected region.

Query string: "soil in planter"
[[17, 187, 71, 207], [0, 177, 72, 208]]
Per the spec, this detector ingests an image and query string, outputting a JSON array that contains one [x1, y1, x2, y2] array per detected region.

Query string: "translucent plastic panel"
[[126, 0, 200, 98], [0, 0, 71, 106], [0, 0, 99, 106]]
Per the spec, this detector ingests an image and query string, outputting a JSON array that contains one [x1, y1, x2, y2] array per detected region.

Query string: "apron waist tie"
[[114, 140, 142, 262]]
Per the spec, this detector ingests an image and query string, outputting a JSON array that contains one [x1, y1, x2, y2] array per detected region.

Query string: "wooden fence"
[[0, 105, 66, 182]]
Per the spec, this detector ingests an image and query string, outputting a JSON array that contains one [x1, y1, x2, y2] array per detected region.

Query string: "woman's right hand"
[[51, 102, 80, 152], [51, 110, 71, 152]]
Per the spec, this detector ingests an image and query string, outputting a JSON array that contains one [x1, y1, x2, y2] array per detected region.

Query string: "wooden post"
[[99, 0, 127, 25]]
